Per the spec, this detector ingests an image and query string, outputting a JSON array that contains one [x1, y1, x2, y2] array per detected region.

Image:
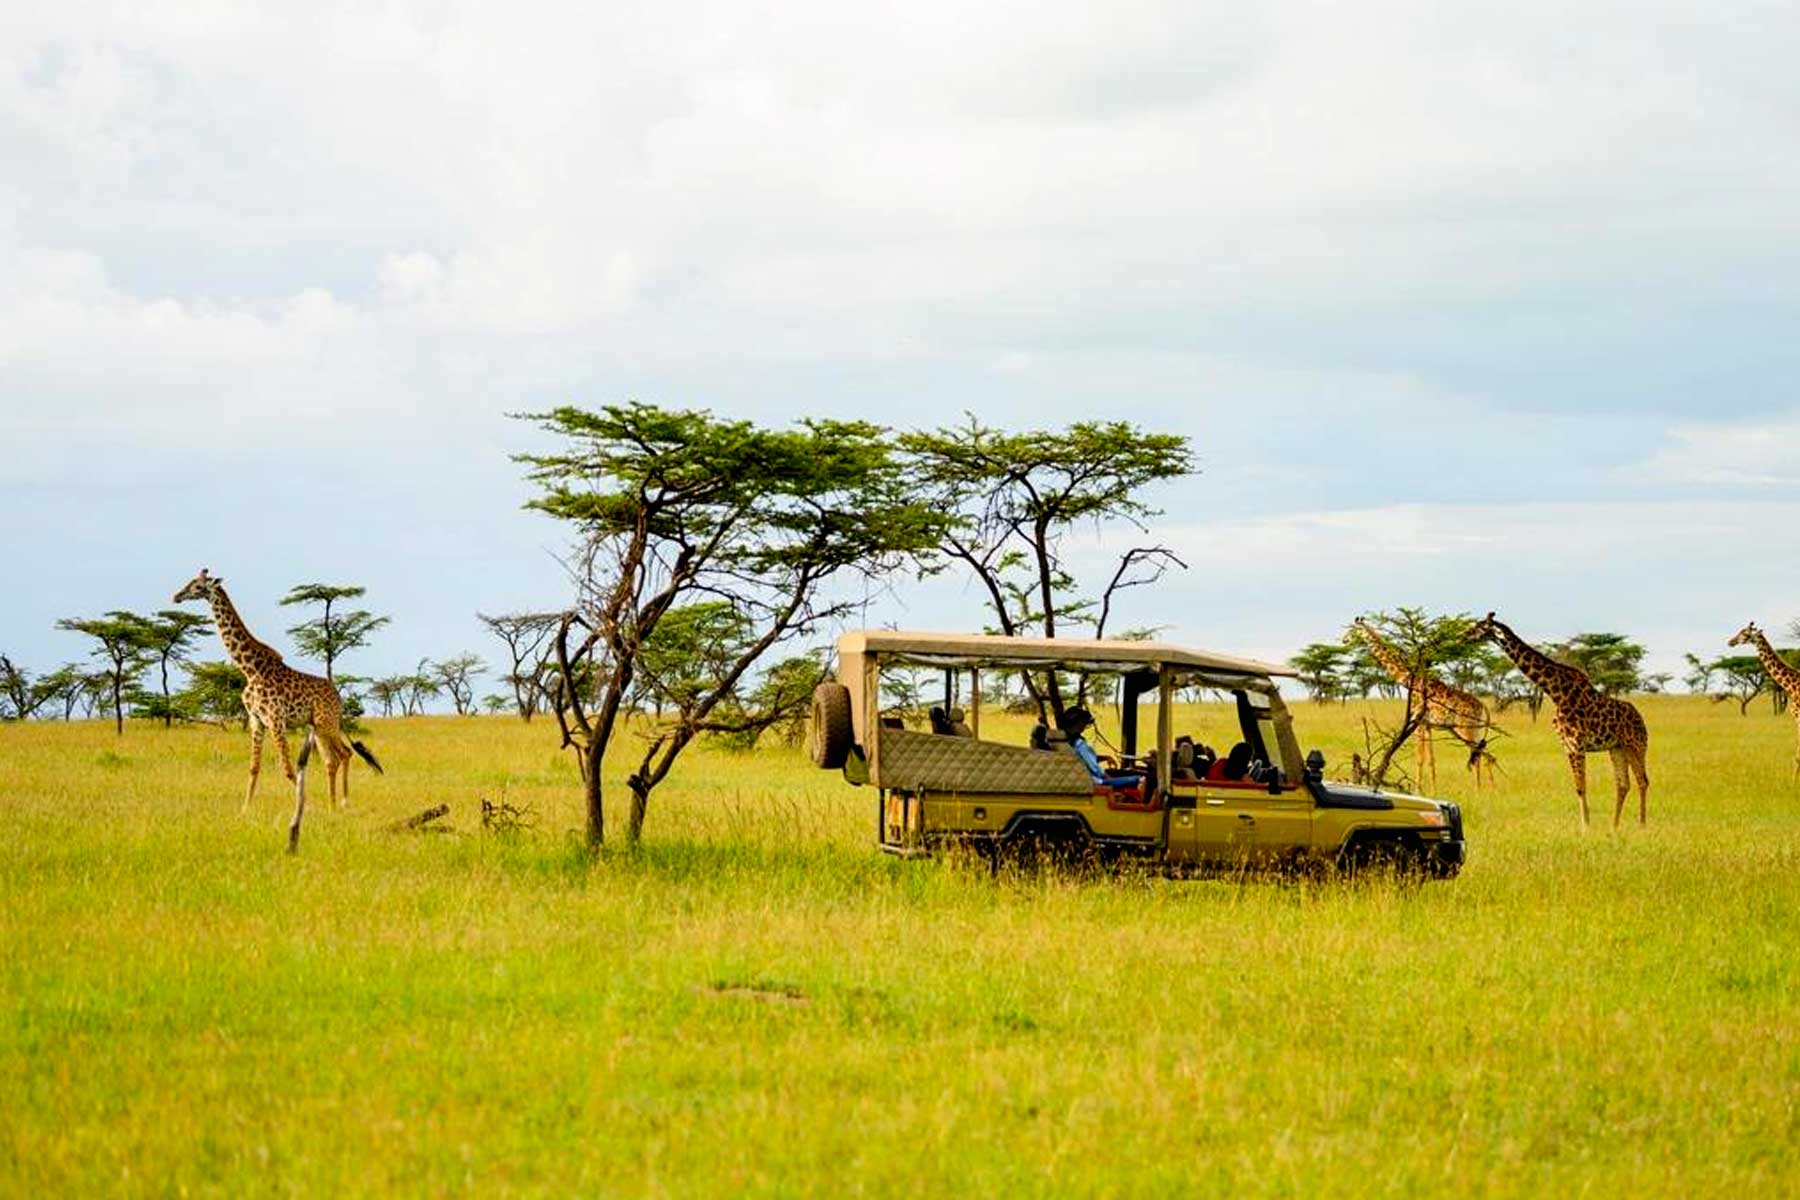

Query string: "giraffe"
[[1349, 618, 1494, 789], [1473, 612, 1648, 828], [172, 568, 381, 808], [1727, 621, 1800, 784]]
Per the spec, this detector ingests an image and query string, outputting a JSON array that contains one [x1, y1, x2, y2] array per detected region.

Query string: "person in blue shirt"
[[1058, 707, 1142, 789]]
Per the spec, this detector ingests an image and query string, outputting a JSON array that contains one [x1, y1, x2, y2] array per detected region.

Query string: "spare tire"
[[809, 682, 854, 769]]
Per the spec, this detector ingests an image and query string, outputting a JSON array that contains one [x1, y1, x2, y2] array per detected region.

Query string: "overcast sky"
[[3, 0, 1797, 697]]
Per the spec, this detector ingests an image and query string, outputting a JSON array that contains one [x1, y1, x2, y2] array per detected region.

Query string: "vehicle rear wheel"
[[808, 682, 854, 769]]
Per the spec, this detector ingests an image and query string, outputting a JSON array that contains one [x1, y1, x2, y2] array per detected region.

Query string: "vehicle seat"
[[928, 705, 953, 735], [1172, 737, 1198, 782], [947, 706, 974, 738]]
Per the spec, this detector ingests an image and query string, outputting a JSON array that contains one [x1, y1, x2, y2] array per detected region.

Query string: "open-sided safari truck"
[[808, 631, 1465, 877]]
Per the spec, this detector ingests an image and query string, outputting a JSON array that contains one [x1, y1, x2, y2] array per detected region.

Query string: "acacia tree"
[[368, 676, 406, 717], [56, 612, 154, 735], [431, 653, 486, 715], [280, 583, 390, 682], [517, 403, 945, 849], [1289, 643, 1351, 703], [0, 655, 48, 721], [400, 661, 442, 716], [898, 416, 1192, 720], [137, 610, 214, 728], [180, 660, 249, 727], [1348, 609, 1488, 789], [1552, 632, 1646, 695], [477, 611, 561, 720], [34, 664, 101, 720]]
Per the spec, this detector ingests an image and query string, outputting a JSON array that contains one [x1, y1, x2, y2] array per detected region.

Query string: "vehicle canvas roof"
[[837, 630, 1295, 678]]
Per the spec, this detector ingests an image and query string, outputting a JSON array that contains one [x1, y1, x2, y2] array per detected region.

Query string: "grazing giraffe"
[[1473, 612, 1648, 828], [172, 569, 381, 808], [1349, 618, 1494, 789], [1727, 621, 1800, 784]]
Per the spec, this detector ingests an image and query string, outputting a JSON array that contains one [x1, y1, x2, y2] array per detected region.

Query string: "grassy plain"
[[2, 695, 1798, 1196]]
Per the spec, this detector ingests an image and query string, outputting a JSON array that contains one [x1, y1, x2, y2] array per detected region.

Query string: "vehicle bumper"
[[1427, 837, 1467, 876]]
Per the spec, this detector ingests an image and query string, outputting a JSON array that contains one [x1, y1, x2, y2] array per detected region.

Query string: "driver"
[[1058, 707, 1142, 788]]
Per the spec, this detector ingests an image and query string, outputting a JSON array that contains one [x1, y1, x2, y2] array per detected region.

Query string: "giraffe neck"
[[1490, 620, 1589, 696], [1748, 630, 1800, 693], [1357, 624, 1418, 687], [207, 585, 282, 677]]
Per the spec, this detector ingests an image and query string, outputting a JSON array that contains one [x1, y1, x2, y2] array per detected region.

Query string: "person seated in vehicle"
[[1057, 707, 1142, 789], [1206, 741, 1255, 782]]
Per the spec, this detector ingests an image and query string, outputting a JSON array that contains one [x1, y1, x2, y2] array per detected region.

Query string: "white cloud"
[[1637, 420, 1800, 487]]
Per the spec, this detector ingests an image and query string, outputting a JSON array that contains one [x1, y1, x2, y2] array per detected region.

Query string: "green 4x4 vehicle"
[[808, 632, 1465, 877]]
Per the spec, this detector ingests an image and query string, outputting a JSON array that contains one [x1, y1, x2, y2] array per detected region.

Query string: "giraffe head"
[[173, 568, 221, 604], [1471, 612, 1501, 642], [1728, 621, 1761, 649]]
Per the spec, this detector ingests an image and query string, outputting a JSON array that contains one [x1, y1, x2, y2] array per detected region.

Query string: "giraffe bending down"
[[1727, 622, 1800, 784], [1474, 612, 1648, 828], [1350, 618, 1495, 790], [173, 569, 382, 808]]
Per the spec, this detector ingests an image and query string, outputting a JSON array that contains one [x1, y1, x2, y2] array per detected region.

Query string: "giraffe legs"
[[1631, 751, 1650, 825], [1607, 748, 1632, 829], [243, 718, 266, 810], [1565, 749, 1590, 827], [319, 727, 349, 808], [272, 720, 297, 785]]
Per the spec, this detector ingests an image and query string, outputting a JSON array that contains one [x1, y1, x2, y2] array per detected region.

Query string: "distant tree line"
[[1, 581, 501, 731]]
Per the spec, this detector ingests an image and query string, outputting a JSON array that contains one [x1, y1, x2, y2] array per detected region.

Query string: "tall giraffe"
[[1473, 612, 1648, 827], [173, 569, 381, 808], [1349, 618, 1494, 789], [1727, 621, 1800, 784]]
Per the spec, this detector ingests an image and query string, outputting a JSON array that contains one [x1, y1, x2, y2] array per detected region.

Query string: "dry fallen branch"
[[385, 804, 450, 833]]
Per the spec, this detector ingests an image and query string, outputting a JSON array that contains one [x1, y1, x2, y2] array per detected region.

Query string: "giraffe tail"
[[350, 739, 384, 775]]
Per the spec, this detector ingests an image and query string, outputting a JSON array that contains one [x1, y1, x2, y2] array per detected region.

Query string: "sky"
[[3, 0, 1798, 701]]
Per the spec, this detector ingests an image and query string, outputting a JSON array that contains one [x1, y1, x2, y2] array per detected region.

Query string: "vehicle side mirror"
[[1304, 749, 1325, 783]]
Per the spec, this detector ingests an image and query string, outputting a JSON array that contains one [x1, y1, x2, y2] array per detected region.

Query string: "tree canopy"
[[516, 403, 947, 848], [898, 415, 1192, 718], [280, 583, 390, 681], [56, 612, 155, 735], [137, 609, 214, 727], [1552, 632, 1646, 695]]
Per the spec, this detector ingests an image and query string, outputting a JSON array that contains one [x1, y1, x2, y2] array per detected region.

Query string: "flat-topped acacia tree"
[[898, 416, 1192, 721], [279, 583, 389, 683], [515, 404, 946, 850], [55, 612, 154, 735]]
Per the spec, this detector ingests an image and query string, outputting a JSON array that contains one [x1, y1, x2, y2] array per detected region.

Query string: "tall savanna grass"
[[2, 695, 1797, 1195]]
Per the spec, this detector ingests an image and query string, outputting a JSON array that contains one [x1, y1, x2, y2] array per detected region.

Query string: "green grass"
[[3, 697, 1798, 1196]]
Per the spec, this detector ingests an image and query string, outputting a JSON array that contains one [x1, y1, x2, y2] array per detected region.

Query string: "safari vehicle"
[[808, 631, 1465, 877]]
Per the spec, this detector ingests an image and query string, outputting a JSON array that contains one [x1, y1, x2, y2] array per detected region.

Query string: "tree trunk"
[[584, 742, 605, 850], [627, 775, 650, 845], [112, 673, 124, 735], [160, 659, 172, 728]]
